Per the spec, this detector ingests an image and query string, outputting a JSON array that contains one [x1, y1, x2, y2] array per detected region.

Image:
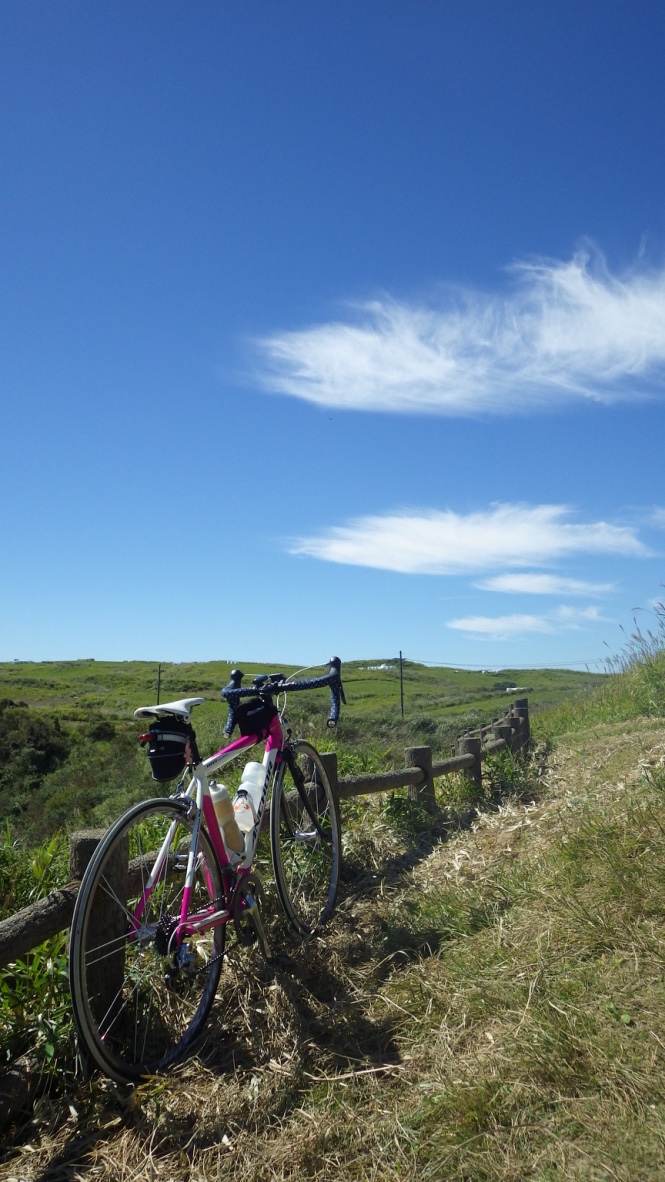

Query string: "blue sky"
[[2, 1, 665, 670]]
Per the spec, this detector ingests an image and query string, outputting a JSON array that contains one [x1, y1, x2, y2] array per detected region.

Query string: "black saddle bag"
[[139, 715, 199, 782]]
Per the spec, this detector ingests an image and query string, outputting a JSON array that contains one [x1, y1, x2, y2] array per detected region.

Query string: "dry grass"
[[3, 720, 665, 1180]]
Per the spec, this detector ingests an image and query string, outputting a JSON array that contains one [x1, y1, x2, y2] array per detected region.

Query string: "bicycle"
[[68, 657, 345, 1084]]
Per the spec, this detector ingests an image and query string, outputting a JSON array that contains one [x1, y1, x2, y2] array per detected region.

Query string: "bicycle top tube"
[[221, 656, 345, 736]]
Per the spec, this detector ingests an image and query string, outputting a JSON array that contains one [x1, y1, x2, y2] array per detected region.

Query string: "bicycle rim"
[[270, 741, 341, 936], [69, 798, 225, 1083]]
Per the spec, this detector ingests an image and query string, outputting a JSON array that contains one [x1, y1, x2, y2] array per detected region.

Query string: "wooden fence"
[[0, 699, 529, 971]]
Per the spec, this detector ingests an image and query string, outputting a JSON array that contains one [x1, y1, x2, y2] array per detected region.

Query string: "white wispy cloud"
[[290, 503, 647, 575], [448, 604, 606, 640], [476, 573, 615, 596], [257, 248, 665, 414], [448, 613, 555, 637], [553, 605, 606, 625]]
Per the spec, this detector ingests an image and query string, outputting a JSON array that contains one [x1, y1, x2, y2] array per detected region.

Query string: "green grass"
[[374, 757, 665, 1179], [0, 826, 75, 1085], [7, 712, 663, 1179], [0, 655, 604, 723], [0, 655, 603, 836], [2, 632, 665, 1177], [533, 603, 665, 745]]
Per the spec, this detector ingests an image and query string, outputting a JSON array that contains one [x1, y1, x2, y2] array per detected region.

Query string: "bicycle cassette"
[[154, 912, 179, 956]]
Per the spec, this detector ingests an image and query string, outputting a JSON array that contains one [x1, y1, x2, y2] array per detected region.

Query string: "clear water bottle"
[[209, 781, 245, 854], [233, 762, 266, 832], [232, 790, 254, 833]]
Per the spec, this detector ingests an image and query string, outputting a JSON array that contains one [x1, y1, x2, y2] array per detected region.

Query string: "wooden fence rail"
[[0, 699, 529, 970]]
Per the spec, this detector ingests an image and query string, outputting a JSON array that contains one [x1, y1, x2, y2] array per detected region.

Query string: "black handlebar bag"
[[235, 698, 278, 740]]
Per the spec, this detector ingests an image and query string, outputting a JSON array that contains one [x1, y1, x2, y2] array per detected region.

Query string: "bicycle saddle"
[[134, 697, 206, 721]]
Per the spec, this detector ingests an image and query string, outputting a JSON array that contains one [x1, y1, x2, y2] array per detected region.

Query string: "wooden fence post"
[[492, 722, 514, 750], [514, 697, 529, 730], [320, 752, 339, 801], [512, 698, 530, 750], [70, 830, 128, 1026], [404, 745, 436, 813], [69, 830, 105, 881], [457, 735, 482, 794]]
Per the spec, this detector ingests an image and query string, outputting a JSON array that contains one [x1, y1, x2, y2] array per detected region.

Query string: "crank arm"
[[244, 895, 272, 961]]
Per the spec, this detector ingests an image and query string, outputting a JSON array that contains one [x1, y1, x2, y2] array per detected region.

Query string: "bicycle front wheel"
[[270, 740, 341, 936], [69, 798, 225, 1084]]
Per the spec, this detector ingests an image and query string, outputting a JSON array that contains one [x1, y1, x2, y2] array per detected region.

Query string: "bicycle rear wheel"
[[69, 798, 225, 1083], [270, 740, 341, 936]]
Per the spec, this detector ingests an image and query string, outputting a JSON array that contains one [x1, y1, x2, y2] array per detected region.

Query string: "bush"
[[0, 702, 71, 825]]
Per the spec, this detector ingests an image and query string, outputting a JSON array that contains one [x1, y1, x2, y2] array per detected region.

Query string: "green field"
[[0, 655, 605, 849], [0, 655, 604, 723]]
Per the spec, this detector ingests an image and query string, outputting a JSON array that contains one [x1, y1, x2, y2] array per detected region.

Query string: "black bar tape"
[[220, 658, 344, 734], [327, 683, 341, 728]]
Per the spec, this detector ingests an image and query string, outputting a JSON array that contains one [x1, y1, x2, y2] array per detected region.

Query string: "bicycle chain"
[[193, 935, 241, 976], [188, 888, 244, 976]]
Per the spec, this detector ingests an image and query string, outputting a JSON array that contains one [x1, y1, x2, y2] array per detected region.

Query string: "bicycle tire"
[[69, 797, 225, 1083], [270, 740, 341, 936]]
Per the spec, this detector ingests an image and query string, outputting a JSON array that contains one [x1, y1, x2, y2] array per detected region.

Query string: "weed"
[[380, 792, 432, 837], [0, 823, 68, 919], [0, 933, 74, 1079], [483, 746, 538, 802]]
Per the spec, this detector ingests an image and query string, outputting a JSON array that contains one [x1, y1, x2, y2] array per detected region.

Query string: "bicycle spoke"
[[271, 741, 340, 936], [69, 799, 225, 1083]]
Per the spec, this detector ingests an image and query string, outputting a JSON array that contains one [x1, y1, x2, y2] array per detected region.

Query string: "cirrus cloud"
[[289, 503, 647, 575], [476, 573, 615, 596], [258, 248, 665, 415], [448, 605, 606, 640], [448, 613, 556, 637]]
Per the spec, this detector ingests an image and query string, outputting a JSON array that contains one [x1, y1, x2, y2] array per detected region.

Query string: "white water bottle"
[[233, 762, 266, 832], [209, 782, 245, 854]]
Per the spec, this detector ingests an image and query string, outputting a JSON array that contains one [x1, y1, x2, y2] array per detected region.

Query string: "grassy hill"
[[3, 639, 665, 1177], [0, 655, 604, 729], [0, 658, 604, 844]]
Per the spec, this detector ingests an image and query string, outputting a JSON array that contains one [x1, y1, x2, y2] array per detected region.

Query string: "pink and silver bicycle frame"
[[131, 714, 285, 942]]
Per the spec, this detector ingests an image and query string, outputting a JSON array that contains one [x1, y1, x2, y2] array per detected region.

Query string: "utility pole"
[[399, 651, 404, 717], [157, 663, 162, 705]]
